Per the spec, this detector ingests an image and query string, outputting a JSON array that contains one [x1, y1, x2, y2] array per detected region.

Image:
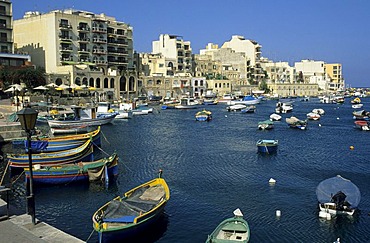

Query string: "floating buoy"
[[319, 124, 322, 127], [350, 146, 354, 150], [225, 115, 227, 118], [269, 178, 276, 184], [337, 117, 340, 120], [276, 210, 281, 217]]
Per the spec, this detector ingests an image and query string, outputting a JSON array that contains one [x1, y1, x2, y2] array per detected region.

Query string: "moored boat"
[[8, 139, 94, 169], [286, 116, 307, 130], [352, 110, 370, 120], [258, 120, 274, 130], [256, 139, 278, 154], [316, 175, 361, 218], [312, 108, 325, 115], [175, 97, 200, 109], [354, 120, 370, 131], [306, 112, 321, 120], [195, 109, 212, 121], [269, 113, 282, 121], [24, 153, 119, 185], [275, 102, 293, 113], [206, 208, 250, 243], [92, 170, 170, 242], [228, 95, 260, 106], [226, 104, 246, 112]]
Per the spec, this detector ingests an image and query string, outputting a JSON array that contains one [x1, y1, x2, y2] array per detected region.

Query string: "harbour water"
[[3, 98, 370, 242]]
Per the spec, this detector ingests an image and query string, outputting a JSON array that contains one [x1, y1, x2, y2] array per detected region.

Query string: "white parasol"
[[33, 85, 49, 90]]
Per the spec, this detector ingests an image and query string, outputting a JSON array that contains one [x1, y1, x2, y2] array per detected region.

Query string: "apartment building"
[[221, 35, 264, 83], [0, 0, 12, 53], [294, 59, 329, 91], [260, 59, 295, 84], [13, 9, 137, 101], [325, 63, 344, 91], [152, 34, 192, 75]]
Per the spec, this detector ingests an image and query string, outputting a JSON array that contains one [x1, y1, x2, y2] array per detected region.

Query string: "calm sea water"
[[3, 97, 370, 243]]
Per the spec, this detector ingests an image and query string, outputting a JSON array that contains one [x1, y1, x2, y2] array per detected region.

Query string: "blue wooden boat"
[[24, 153, 118, 185], [8, 139, 94, 169], [92, 170, 170, 242], [256, 139, 278, 154], [206, 208, 250, 243], [15, 126, 101, 152], [195, 109, 212, 121]]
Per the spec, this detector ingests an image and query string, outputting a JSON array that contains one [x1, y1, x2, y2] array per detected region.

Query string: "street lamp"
[[16, 106, 38, 225]]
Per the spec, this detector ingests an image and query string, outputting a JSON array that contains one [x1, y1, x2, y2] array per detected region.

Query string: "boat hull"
[[92, 176, 170, 243], [25, 156, 118, 185], [256, 139, 278, 154]]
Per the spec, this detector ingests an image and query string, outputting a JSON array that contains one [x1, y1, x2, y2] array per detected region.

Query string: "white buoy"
[[319, 124, 322, 127], [269, 178, 276, 184], [337, 117, 340, 120], [276, 210, 281, 217], [225, 115, 227, 118]]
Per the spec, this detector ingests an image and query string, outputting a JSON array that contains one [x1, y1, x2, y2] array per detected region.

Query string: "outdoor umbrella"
[[4, 85, 22, 92], [33, 85, 49, 91], [46, 83, 59, 88]]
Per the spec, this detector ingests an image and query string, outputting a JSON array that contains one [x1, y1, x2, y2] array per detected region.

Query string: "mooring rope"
[[0, 160, 10, 186], [85, 228, 96, 242]]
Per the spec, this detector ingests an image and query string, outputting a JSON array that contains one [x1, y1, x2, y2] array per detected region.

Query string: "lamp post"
[[16, 106, 38, 225]]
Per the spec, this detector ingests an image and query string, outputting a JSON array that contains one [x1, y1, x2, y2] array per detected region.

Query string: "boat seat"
[[103, 215, 136, 223]]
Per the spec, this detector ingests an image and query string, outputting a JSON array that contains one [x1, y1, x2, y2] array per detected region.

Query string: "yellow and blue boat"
[[92, 170, 170, 242], [24, 152, 118, 185]]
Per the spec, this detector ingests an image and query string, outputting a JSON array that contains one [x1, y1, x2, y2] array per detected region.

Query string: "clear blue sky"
[[11, 0, 370, 87]]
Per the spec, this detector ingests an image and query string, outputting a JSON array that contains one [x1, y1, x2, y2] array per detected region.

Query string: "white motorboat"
[[270, 113, 282, 121], [307, 112, 321, 120], [226, 104, 246, 112], [312, 108, 325, 115], [275, 102, 293, 113], [175, 97, 200, 109]]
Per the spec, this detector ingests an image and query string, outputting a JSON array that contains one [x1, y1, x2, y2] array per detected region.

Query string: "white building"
[[152, 34, 192, 75]]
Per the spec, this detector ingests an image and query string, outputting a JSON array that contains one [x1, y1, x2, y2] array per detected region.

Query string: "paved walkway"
[[0, 214, 85, 243]]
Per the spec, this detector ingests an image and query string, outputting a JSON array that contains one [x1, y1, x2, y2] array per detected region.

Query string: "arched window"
[[104, 78, 109, 88], [89, 78, 94, 87], [96, 78, 101, 88], [75, 77, 81, 85], [129, 76, 135, 91], [156, 79, 161, 85], [82, 78, 88, 86], [110, 78, 115, 88], [119, 76, 126, 92]]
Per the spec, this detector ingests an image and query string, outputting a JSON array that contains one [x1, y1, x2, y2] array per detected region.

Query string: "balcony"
[[59, 23, 72, 30], [0, 38, 12, 43], [77, 37, 90, 42], [93, 60, 108, 65], [92, 49, 106, 55], [60, 47, 73, 52], [0, 11, 12, 17], [77, 26, 90, 32], [92, 27, 107, 33], [0, 23, 11, 29], [59, 35, 73, 41], [78, 48, 90, 53], [92, 38, 107, 44]]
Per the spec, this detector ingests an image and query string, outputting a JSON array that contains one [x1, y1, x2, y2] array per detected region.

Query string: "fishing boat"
[[15, 126, 101, 152], [352, 110, 370, 120], [92, 170, 170, 242], [8, 139, 94, 169], [226, 104, 246, 112], [351, 97, 361, 104], [286, 116, 307, 130], [306, 112, 321, 120], [206, 208, 250, 243], [354, 120, 370, 131], [256, 139, 278, 154], [257, 120, 274, 130], [48, 112, 118, 132], [269, 113, 282, 121], [195, 109, 212, 121], [316, 175, 361, 218], [241, 105, 256, 113], [24, 153, 119, 185], [352, 103, 363, 109]]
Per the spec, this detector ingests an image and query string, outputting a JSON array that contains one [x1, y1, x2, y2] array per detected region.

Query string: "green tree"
[[0, 66, 46, 89]]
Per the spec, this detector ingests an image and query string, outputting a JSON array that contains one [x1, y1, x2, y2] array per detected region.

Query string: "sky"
[[11, 0, 370, 87]]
